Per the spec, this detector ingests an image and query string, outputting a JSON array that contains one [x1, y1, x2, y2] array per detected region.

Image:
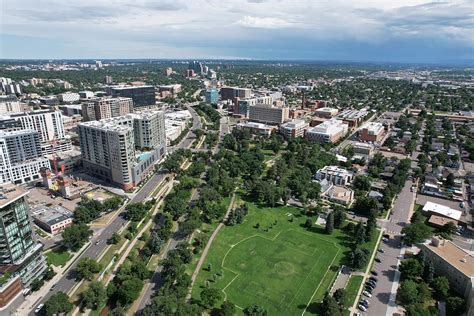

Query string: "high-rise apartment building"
[[111, 86, 155, 107], [0, 110, 71, 155], [0, 184, 47, 287], [0, 96, 23, 115], [0, 130, 50, 184], [81, 97, 133, 121], [78, 111, 166, 190]]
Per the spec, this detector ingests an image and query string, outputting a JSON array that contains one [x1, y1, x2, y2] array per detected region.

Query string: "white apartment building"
[[306, 119, 349, 144], [315, 166, 354, 186], [0, 95, 23, 114], [280, 119, 308, 139], [79, 90, 95, 99], [248, 104, 289, 125], [0, 130, 50, 184], [57, 92, 80, 103], [78, 111, 166, 190]]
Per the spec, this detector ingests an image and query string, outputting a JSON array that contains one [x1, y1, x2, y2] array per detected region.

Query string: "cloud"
[[236, 16, 294, 29]]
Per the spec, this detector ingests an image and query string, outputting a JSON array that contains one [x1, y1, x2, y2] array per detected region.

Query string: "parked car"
[[362, 299, 370, 305], [50, 284, 56, 291], [366, 283, 375, 290], [358, 304, 367, 312], [382, 237, 389, 243], [383, 233, 390, 238], [371, 270, 378, 276], [375, 257, 382, 263], [363, 291, 372, 298], [378, 248, 385, 253], [360, 300, 369, 307], [369, 276, 378, 282], [35, 304, 44, 314], [365, 286, 373, 293]]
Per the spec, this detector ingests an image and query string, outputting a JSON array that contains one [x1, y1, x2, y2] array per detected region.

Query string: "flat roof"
[[423, 201, 462, 220], [0, 184, 28, 208], [31, 205, 73, 226], [425, 240, 474, 277], [428, 214, 458, 227]]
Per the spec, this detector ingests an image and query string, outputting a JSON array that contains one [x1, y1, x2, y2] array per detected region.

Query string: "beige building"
[[248, 104, 289, 125], [280, 119, 308, 139], [422, 238, 474, 315], [82, 97, 133, 121], [306, 119, 348, 144], [236, 122, 276, 137], [314, 107, 338, 119]]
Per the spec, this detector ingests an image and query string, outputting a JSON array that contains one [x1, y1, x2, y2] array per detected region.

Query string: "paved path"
[[186, 193, 236, 300]]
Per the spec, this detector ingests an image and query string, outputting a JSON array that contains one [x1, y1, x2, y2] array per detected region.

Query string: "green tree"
[[200, 288, 223, 308], [108, 232, 121, 245], [31, 278, 44, 291], [216, 300, 236, 316], [333, 208, 346, 229], [431, 276, 450, 299], [333, 288, 347, 311], [82, 281, 107, 310], [76, 257, 102, 280], [401, 222, 432, 245], [446, 296, 466, 315], [398, 280, 419, 305], [115, 277, 143, 305], [44, 291, 73, 316], [305, 218, 313, 229], [62, 224, 92, 251], [325, 212, 334, 234], [354, 222, 366, 245], [400, 258, 423, 279], [320, 293, 342, 316], [243, 304, 267, 316]]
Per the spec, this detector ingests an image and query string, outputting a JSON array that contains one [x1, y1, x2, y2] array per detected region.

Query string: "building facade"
[[360, 122, 384, 142], [0, 96, 22, 115], [220, 87, 251, 100], [280, 119, 308, 139], [248, 104, 289, 125], [315, 166, 354, 186], [205, 88, 219, 105], [81, 97, 133, 121], [0, 184, 47, 288], [306, 119, 349, 144], [111, 86, 155, 107]]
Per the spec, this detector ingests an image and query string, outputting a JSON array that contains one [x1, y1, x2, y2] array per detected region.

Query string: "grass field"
[[344, 275, 364, 315], [45, 247, 71, 267], [192, 197, 352, 315]]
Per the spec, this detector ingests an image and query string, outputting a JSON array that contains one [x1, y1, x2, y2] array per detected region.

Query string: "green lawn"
[[45, 247, 72, 267], [192, 197, 351, 315], [344, 275, 364, 313]]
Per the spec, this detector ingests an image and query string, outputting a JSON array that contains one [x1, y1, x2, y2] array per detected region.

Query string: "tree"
[[354, 222, 366, 245], [108, 232, 121, 245], [76, 257, 102, 281], [243, 304, 267, 316], [398, 280, 419, 305], [305, 218, 313, 229], [400, 258, 423, 279], [365, 213, 376, 240], [446, 296, 466, 315], [417, 282, 431, 302], [82, 281, 107, 310], [441, 222, 457, 236], [31, 278, 44, 291], [401, 222, 432, 245], [353, 176, 371, 192], [115, 277, 143, 305], [348, 247, 369, 269], [200, 288, 223, 308], [44, 291, 73, 316], [352, 196, 379, 216], [62, 224, 92, 251], [431, 276, 450, 299], [216, 300, 236, 316], [333, 288, 347, 311], [43, 267, 56, 281], [423, 260, 434, 283], [333, 209, 346, 229], [320, 293, 341, 316], [325, 212, 334, 234], [445, 173, 455, 187]]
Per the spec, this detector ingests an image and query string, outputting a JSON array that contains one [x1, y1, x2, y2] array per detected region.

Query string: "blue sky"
[[1, 0, 473, 63]]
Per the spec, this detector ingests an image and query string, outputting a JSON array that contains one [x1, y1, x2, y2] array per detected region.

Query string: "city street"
[[366, 180, 416, 316]]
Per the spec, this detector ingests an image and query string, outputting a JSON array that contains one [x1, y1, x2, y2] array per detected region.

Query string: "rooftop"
[[423, 201, 462, 221], [0, 184, 28, 208], [424, 239, 474, 277], [31, 205, 73, 226]]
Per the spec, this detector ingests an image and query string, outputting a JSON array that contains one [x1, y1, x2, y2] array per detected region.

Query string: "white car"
[[358, 304, 367, 311], [35, 303, 44, 314], [363, 291, 372, 298]]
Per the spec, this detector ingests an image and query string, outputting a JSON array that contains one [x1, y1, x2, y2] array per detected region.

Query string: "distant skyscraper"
[[104, 75, 113, 84], [188, 61, 204, 74], [111, 86, 155, 107], [165, 67, 173, 76], [95, 60, 103, 68], [205, 88, 219, 105]]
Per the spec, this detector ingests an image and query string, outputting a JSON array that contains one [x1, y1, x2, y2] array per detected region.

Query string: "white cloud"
[[236, 16, 294, 29]]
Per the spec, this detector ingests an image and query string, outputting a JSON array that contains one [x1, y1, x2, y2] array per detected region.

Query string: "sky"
[[1, 0, 473, 63]]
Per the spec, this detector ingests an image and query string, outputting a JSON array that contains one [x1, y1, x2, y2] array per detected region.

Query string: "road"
[[24, 105, 203, 315], [366, 180, 415, 316]]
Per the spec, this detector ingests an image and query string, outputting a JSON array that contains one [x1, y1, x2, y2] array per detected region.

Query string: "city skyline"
[[1, 0, 473, 64]]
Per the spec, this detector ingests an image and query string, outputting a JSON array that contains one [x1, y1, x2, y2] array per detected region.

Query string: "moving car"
[[35, 304, 44, 314]]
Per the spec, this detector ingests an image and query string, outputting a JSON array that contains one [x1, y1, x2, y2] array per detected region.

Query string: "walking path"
[[186, 193, 236, 301]]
